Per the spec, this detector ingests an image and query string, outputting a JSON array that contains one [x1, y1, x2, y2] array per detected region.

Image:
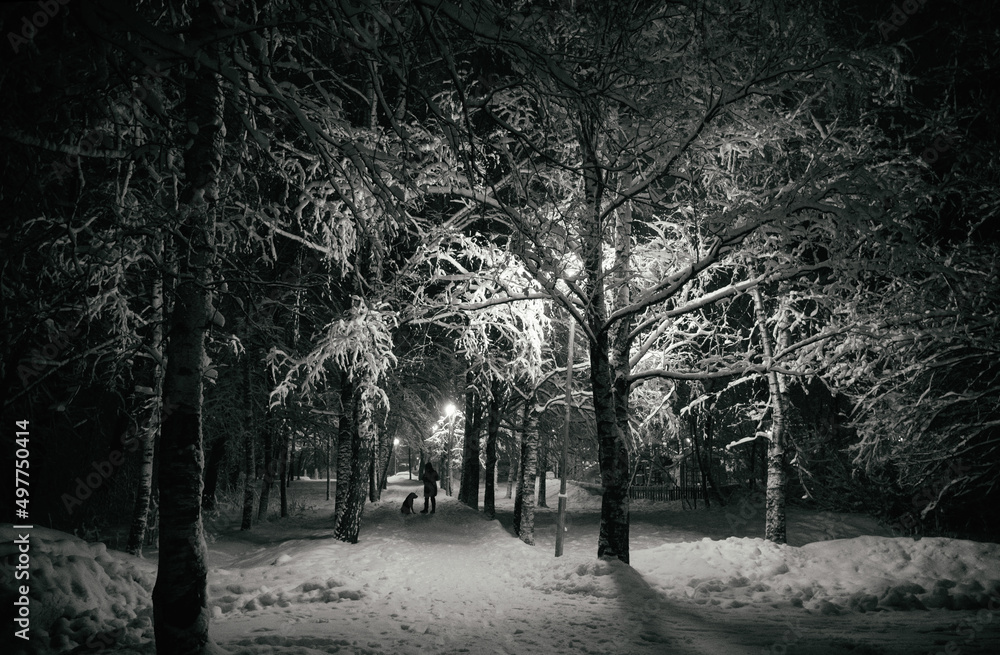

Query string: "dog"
[[401, 492, 418, 515]]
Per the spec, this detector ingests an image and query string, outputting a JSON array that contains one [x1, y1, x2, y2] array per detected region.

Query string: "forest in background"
[[1, 1, 998, 651]]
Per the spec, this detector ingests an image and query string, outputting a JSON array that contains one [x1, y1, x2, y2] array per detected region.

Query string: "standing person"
[[420, 462, 440, 514]]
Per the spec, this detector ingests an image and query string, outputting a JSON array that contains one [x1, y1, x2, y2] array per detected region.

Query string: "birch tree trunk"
[[514, 398, 538, 545], [127, 239, 164, 556], [128, 406, 158, 556], [752, 287, 788, 544], [335, 392, 369, 543], [152, 3, 225, 649], [506, 432, 519, 500], [326, 427, 332, 501], [334, 371, 356, 531]]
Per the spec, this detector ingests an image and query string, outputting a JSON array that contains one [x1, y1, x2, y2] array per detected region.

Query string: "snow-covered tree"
[[413, 0, 909, 559]]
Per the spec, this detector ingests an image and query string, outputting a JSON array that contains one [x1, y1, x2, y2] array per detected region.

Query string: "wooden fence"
[[629, 484, 707, 501]]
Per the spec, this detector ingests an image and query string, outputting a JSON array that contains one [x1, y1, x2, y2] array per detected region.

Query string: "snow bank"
[[631, 535, 1000, 614], [0, 524, 155, 653]]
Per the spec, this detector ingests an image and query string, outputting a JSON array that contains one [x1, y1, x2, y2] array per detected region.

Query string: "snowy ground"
[[4, 474, 1000, 654]]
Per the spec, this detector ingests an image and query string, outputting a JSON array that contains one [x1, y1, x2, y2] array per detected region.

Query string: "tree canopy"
[[2, 0, 998, 652]]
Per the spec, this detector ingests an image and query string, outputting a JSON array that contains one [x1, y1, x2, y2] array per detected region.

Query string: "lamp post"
[[392, 438, 400, 476]]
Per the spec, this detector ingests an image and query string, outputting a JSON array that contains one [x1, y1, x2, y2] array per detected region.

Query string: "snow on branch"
[[725, 433, 769, 451], [269, 300, 397, 408]]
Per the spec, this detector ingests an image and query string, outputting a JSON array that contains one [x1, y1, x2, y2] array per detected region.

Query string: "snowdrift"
[[0, 525, 155, 653], [630, 535, 1000, 614]]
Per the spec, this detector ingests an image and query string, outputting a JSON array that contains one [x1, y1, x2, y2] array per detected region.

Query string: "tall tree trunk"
[[587, 323, 631, 562], [515, 397, 539, 546], [368, 434, 378, 502], [278, 429, 288, 518], [257, 409, 274, 521], [377, 431, 392, 494], [334, 372, 356, 531], [702, 411, 726, 506], [752, 287, 788, 544], [537, 428, 548, 508], [127, 247, 164, 556], [580, 121, 630, 563], [506, 432, 520, 500], [606, 175, 636, 563], [286, 432, 295, 487], [152, 4, 224, 650], [240, 355, 255, 531], [335, 391, 369, 543], [459, 370, 482, 508], [596, 337, 631, 564], [201, 437, 227, 511], [512, 404, 524, 533], [690, 411, 711, 509], [228, 454, 242, 489], [484, 380, 502, 519]]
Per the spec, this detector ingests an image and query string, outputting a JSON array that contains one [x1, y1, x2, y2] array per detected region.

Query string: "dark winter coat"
[[421, 469, 440, 497]]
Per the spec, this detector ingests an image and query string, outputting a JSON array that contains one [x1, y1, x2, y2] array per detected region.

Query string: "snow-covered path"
[[210, 479, 687, 654], [202, 477, 1000, 655], [8, 475, 1000, 654]]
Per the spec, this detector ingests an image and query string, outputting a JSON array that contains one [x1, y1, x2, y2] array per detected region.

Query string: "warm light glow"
[[393, 438, 400, 446], [444, 402, 457, 416]]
